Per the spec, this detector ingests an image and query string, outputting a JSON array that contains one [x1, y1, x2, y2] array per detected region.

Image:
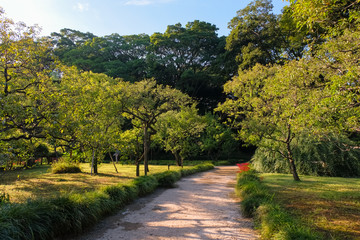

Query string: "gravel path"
[[72, 166, 259, 240]]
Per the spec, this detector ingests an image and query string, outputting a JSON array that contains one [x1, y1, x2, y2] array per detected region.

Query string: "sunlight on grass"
[[261, 173, 360, 239], [0, 163, 188, 203]]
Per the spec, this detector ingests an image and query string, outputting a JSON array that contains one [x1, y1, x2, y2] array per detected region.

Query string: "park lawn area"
[[0, 163, 188, 203], [261, 173, 360, 240]]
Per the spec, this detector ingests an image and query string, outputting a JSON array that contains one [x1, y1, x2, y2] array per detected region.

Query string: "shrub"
[[153, 170, 181, 188], [51, 160, 81, 174], [0, 192, 10, 206], [133, 175, 158, 197]]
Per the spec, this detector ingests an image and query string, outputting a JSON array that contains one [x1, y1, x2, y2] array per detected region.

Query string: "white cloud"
[[73, 2, 90, 12], [124, 0, 174, 6]]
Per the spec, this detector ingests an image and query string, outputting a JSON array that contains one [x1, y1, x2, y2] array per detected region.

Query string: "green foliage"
[[200, 114, 239, 160], [226, 0, 293, 70], [0, 10, 55, 145], [289, 0, 360, 38], [235, 171, 321, 239], [133, 175, 158, 197], [51, 160, 81, 174], [252, 130, 360, 177], [33, 144, 49, 160], [51, 29, 150, 82], [0, 192, 10, 206], [256, 204, 320, 240], [153, 170, 181, 188], [180, 163, 214, 177], [154, 105, 206, 166]]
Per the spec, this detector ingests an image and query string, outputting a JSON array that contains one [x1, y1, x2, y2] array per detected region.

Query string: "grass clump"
[[153, 170, 182, 188], [133, 175, 158, 196], [51, 160, 81, 174], [236, 170, 321, 239], [0, 192, 10, 206]]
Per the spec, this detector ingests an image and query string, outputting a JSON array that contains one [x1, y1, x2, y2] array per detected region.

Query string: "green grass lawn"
[[0, 163, 188, 203], [261, 173, 360, 240]]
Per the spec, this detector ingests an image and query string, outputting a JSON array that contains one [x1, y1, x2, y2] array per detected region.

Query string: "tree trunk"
[[91, 150, 98, 176], [286, 141, 300, 181], [109, 152, 118, 173], [174, 151, 181, 166], [136, 161, 140, 177], [54, 144, 58, 159], [143, 125, 149, 176], [180, 157, 184, 168]]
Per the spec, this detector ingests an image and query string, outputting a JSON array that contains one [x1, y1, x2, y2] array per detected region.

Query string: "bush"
[[0, 192, 10, 206], [153, 170, 181, 188], [133, 175, 158, 196], [51, 160, 81, 174]]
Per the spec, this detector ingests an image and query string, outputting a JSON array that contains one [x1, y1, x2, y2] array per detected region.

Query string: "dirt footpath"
[[73, 166, 259, 240]]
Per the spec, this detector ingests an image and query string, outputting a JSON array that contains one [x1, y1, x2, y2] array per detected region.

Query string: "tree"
[[288, 0, 360, 37], [148, 20, 226, 111], [119, 79, 192, 175], [218, 24, 360, 180], [154, 105, 206, 166], [48, 66, 125, 174], [200, 114, 238, 161], [226, 0, 283, 70], [217, 64, 308, 181], [51, 30, 150, 82], [0, 8, 55, 145]]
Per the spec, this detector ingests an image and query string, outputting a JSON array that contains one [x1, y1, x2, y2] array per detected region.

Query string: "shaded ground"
[[71, 166, 258, 240]]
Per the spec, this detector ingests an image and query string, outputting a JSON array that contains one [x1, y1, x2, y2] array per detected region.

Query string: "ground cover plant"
[[261, 173, 360, 240], [0, 163, 214, 239]]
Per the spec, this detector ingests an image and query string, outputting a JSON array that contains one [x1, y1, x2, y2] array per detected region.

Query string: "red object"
[[236, 163, 250, 173]]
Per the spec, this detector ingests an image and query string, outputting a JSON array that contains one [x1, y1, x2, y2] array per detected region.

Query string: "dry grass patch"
[[0, 163, 188, 203], [261, 173, 360, 240]]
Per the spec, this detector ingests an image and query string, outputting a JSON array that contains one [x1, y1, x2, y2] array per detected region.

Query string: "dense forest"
[[0, 0, 359, 180]]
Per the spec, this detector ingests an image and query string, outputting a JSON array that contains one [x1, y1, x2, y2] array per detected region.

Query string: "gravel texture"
[[71, 166, 259, 240]]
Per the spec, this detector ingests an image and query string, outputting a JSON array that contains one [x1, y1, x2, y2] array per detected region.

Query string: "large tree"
[[0, 9, 55, 146], [119, 79, 192, 176], [51, 30, 150, 82], [47, 67, 125, 174], [148, 20, 226, 111], [218, 25, 360, 181], [226, 0, 283, 70]]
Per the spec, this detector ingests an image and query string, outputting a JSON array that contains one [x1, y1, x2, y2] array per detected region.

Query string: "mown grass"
[[0, 163, 190, 203], [261, 173, 360, 240]]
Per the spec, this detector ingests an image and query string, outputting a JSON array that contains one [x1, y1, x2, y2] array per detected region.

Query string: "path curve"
[[72, 166, 258, 240]]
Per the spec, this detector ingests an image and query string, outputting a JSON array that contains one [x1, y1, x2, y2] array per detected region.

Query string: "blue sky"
[[0, 0, 289, 37]]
